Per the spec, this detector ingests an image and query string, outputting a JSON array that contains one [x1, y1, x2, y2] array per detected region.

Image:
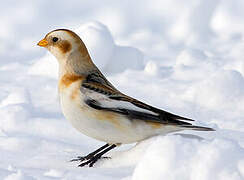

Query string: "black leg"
[[70, 143, 110, 162], [78, 144, 117, 167]]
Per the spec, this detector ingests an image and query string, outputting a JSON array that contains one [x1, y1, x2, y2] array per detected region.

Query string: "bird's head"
[[37, 29, 94, 75]]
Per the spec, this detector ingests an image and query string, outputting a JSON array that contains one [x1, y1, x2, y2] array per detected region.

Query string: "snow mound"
[[132, 136, 244, 180], [193, 70, 244, 109], [28, 53, 58, 79]]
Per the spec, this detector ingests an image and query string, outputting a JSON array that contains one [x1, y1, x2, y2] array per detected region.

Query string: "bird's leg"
[[70, 143, 110, 162], [78, 144, 117, 167]]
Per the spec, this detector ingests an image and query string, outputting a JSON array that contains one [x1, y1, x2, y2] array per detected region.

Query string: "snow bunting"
[[37, 29, 214, 167]]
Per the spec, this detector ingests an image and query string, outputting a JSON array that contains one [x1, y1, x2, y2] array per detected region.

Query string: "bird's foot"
[[78, 154, 110, 167], [70, 154, 93, 162], [70, 156, 85, 162], [70, 143, 116, 167], [70, 154, 111, 167]]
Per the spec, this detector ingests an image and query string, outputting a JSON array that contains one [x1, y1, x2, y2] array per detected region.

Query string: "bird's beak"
[[37, 38, 48, 47]]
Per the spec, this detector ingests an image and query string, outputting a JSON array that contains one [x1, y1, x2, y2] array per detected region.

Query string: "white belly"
[[59, 83, 181, 144]]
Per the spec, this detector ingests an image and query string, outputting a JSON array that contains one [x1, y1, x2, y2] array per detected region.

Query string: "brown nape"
[[79, 41, 90, 58], [64, 30, 91, 58], [58, 40, 72, 54]]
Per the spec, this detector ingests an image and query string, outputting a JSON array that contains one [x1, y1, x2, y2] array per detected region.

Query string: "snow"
[[132, 136, 244, 180], [0, 0, 244, 179]]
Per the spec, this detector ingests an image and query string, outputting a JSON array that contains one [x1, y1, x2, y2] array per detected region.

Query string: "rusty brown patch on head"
[[57, 40, 72, 54], [59, 74, 85, 89], [147, 122, 162, 129]]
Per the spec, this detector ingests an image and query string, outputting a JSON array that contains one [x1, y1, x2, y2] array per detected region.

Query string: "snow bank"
[[28, 54, 58, 79], [132, 135, 244, 180], [193, 70, 244, 110]]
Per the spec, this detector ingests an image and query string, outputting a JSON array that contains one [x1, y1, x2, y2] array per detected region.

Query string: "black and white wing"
[[81, 72, 214, 131]]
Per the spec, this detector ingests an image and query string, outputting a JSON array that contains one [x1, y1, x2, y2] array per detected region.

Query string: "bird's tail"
[[180, 125, 215, 131]]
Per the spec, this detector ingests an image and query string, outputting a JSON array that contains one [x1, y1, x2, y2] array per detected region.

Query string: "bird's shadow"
[[173, 133, 205, 141]]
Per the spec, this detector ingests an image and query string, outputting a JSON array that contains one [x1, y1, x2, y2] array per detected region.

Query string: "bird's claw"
[[70, 155, 111, 167], [78, 158, 98, 167], [70, 143, 115, 167], [70, 156, 86, 162], [71, 155, 111, 167], [78, 154, 109, 167]]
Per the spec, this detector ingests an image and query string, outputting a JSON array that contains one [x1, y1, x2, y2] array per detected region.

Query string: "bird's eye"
[[52, 37, 59, 42]]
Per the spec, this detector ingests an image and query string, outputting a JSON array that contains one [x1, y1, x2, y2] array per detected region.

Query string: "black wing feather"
[[82, 72, 193, 126], [82, 72, 214, 131], [110, 95, 194, 122], [85, 98, 192, 126]]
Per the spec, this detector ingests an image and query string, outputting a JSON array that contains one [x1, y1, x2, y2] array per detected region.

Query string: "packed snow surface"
[[1, 0, 244, 179]]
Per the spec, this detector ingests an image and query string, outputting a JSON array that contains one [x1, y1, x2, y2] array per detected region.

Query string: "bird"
[[37, 29, 214, 167]]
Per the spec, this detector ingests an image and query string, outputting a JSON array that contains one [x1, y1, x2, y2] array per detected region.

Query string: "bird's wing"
[[81, 72, 195, 126]]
